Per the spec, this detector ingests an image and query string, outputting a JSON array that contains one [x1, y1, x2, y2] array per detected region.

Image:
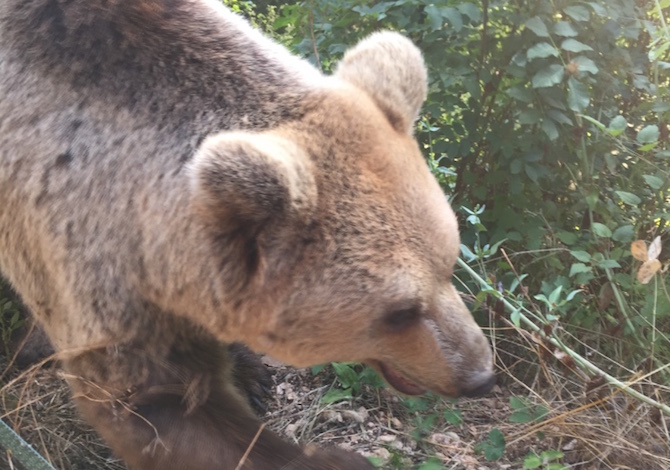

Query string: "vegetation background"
[[1, 0, 669, 468]]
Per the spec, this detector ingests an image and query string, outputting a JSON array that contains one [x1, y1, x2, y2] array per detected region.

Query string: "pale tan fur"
[[0, 1, 494, 468]]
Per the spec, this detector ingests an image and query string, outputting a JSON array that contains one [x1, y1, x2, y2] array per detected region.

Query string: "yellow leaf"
[[648, 236, 662, 261], [637, 259, 661, 284], [631, 240, 648, 261]]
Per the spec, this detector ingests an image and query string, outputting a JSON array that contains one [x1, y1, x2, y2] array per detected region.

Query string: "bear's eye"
[[384, 305, 421, 332]]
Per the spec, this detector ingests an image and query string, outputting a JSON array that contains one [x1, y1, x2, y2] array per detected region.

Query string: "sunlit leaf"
[[457, 2, 481, 22], [573, 56, 599, 75], [564, 5, 590, 22], [561, 38, 593, 53], [554, 21, 578, 37], [526, 16, 550, 37], [527, 42, 560, 60], [607, 115, 627, 136], [637, 125, 660, 144], [570, 263, 591, 277], [570, 251, 591, 262], [568, 78, 589, 112], [614, 191, 642, 206], [643, 174, 664, 190]]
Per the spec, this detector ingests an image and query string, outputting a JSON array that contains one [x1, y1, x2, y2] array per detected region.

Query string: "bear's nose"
[[461, 370, 496, 398]]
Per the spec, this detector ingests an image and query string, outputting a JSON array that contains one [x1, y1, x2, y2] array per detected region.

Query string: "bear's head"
[[189, 32, 495, 398]]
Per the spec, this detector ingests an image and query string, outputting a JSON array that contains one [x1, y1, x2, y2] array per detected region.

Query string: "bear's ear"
[[188, 131, 316, 234], [335, 31, 428, 135]]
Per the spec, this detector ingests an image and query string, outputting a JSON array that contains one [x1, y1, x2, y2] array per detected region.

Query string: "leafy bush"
[[268, 0, 669, 375]]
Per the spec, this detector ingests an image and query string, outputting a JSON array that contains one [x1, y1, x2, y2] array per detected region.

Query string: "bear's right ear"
[[188, 131, 317, 235], [336, 31, 428, 135]]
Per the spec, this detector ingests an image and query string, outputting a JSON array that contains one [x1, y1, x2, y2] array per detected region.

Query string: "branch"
[[457, 257, 670, 416]]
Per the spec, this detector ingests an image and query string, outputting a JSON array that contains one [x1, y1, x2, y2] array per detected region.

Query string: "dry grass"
[[1, 333, 668, 470]]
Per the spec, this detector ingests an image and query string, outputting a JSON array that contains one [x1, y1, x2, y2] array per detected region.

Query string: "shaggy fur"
[[0, 0, 494, 468]]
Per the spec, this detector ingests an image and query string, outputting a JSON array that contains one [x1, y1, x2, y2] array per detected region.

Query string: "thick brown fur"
[[0, 0, 495, 468]]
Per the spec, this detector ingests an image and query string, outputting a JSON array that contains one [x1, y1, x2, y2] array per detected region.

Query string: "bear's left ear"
[[188, 131, 317, 235], [335, 31, 428, 135]]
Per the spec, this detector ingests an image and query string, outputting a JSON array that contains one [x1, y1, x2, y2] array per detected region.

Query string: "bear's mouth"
[[376, 361, 426, 396]]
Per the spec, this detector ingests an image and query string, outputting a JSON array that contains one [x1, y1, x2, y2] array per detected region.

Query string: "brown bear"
[[0, 0, 495, 468]]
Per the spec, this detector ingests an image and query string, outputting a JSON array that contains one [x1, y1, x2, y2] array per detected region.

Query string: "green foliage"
[[508, 396, 550, 424], [474, 427, 506, 461], [416, 457, 444, 470], [314, 362, 385, 403], [402, 394, 463, 442], [266, 0, 670, 371], [523, 450, 567, 469]]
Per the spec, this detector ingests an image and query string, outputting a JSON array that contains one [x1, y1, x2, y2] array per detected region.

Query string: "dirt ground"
[[1, 341, 669, 470]]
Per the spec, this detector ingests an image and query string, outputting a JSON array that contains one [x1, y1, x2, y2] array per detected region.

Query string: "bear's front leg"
[[64, 334, 374, 470]]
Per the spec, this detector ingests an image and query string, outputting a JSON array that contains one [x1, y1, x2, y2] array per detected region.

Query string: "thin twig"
[[457, 257, 670, 416], [235, 423, 265, 470]]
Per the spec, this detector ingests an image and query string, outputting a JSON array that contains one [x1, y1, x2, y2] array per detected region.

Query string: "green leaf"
[[554, 21, 578, 37], [598, 259, 621, 269], [561, 38, 593, 53], [570, 263, 592, 276], [524, 453, 543, 469], [652, 102, 670, 112], [541, 450, 565, 461], [591, 222, 612, 238], [475, 428, 506, 461], [637, 125, 660, 144], [311, 364, 327, 375], [322, 388, 353, 404], [510, 309, 521, 327], [571, 250, 591, 262], [507, 85, 533, 103], [643, 174, 664, 190], [332, 362, 358, 388], [557, 231, 578, 245], [541, 119, 559, 140], [509, 410, 534, 423], [532, 64, 564, 88], [573, 56, 599, 75], [441, 7, 463, 31], [443, 408, 463, 425], [527, 42, 560, 60], [457, 2, 481, 22], [417, 458, 443, 470], [519, 109, 542, 124], [568, 78, 590, 112], [424, 5, 443, 31], [564, 5, 590, 22], [526, 17, 550, 37], [548, 285, 563, 305], [565, 289, 582, 302], [587, 2, 608, 16], [612, 225, 635, 243], [607, 115, 627, 136], [614, 191, 642, 206], [509, 396, 527, 410]]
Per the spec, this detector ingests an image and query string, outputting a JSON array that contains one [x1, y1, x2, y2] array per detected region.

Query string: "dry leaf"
[[637, 259, 662, 284], [648, 235, 662, 261], [630, 240, 648, 261]]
